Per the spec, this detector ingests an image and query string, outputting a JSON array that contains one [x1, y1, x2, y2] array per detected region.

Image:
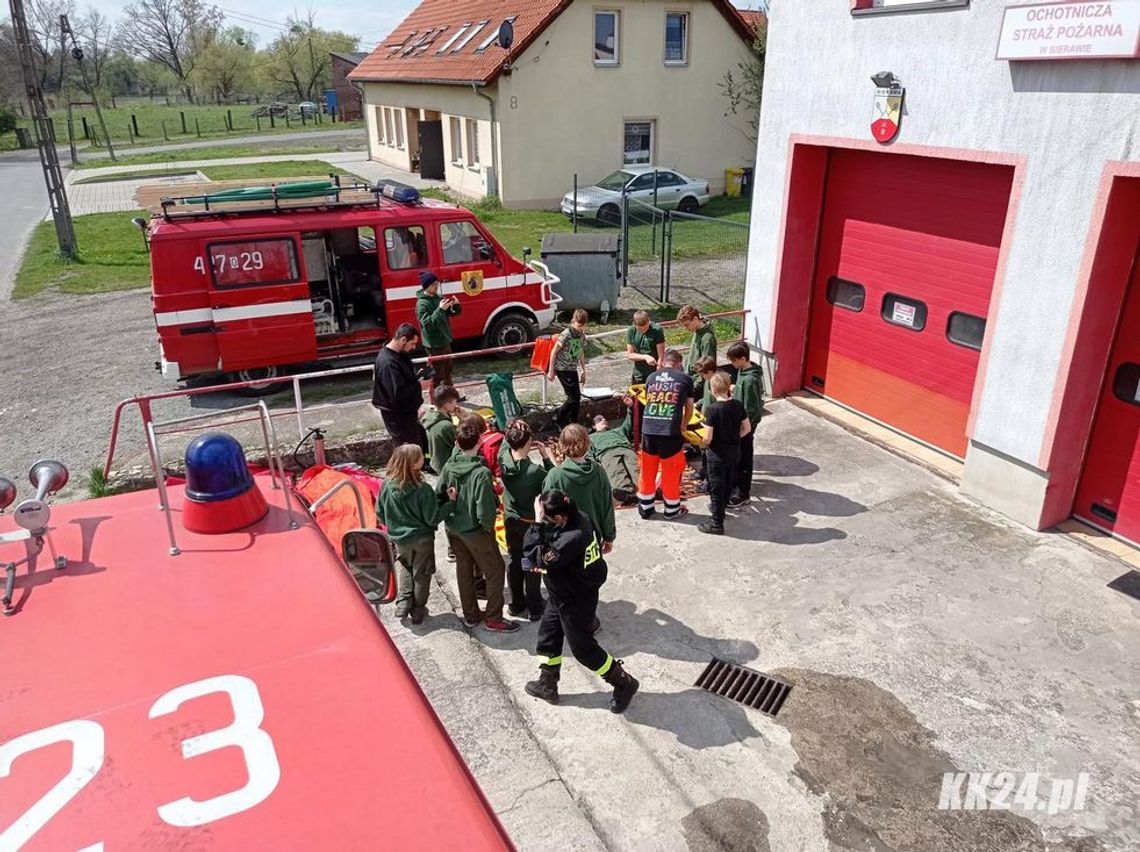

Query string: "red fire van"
[[147, 181, 561, 387]]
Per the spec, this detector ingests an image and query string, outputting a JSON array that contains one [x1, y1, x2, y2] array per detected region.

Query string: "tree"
[[719, 19, 767, 146], [0, 24, 25, 106], [116, 0, 221, 102], [25, 0, 76, 91], [266, 15, 356, 102], [76, 7, 112, 90], [196, 27, 256, 103], [0, 105, 17, 135]]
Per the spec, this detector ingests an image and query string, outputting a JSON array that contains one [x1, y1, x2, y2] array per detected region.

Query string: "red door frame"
[[1038, 166, 1140, 528], [765, 136, 1026, 448]]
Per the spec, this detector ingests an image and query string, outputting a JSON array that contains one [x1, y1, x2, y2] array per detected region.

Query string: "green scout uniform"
[[375, 480, 454, 615], [542, 457, 617, 544], [416, 288, 461, 349], [435, 451, 505, 622], [626, 322, 666, 385], [685, 323, 718, 403], [421, 407, 457, 474]]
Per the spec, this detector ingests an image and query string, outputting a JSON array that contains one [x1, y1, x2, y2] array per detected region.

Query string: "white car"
[[561, 166, 711, 224]]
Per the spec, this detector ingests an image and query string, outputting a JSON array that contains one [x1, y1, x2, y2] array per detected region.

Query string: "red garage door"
[[805, 149, 1014, 457], [1074, 248, 1140, 543]]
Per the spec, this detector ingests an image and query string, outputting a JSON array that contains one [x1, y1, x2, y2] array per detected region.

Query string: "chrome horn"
[[0, 477, 15, 512], [14, 459, 69, 533]]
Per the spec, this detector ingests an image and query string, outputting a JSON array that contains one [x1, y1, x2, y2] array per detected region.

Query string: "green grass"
[[74, 169, 201, 184], [13, 212, 150, 300], [72, 143, 349, 169], [55, 103, 360, 147], [74, 160, 352, 184]]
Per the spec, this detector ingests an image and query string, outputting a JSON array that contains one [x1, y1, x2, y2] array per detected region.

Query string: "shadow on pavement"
[[597, 600, 761, 665], [720, 478, 866, 545], [753, 454, 820, 478]]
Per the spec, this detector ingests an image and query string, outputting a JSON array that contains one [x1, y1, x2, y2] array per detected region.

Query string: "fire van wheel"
[[484, 312, 537, 354], [235, 366, 281, 396]]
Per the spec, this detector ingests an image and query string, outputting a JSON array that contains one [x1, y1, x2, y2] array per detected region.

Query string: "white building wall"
[[746, 0, 1140, 470]]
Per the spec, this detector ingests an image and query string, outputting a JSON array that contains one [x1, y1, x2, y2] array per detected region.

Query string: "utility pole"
[[9, 0, 77, 259], [61, 14, 115, 162]]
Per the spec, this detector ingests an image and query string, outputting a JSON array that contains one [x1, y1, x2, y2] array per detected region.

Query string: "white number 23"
[[1, 674, 280, 848]]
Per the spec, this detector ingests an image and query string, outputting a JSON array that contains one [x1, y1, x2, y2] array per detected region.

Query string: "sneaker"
[[727, 494, 750, 508], [664, 505, 690, 520], [411, 606, 427, 625], [395, 601, 413, 619], [483, 617, 521, 633], [463, 614, 483, 628], [528, 608, 545, 622], [508, 603, 528, 617], [698, 521, 724, 535]]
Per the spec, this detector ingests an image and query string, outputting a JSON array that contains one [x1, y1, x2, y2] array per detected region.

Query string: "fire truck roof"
[[1, 480, 510, 849]]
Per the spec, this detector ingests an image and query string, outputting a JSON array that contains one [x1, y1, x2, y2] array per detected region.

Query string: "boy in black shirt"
[[699, 372, 751, 535]]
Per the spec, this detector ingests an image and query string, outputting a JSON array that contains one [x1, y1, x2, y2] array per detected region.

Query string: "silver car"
[[561, 166, 711, 224]]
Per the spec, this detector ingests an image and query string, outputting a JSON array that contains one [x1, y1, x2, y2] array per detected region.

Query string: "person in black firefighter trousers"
[[523, 490, 640, 714]]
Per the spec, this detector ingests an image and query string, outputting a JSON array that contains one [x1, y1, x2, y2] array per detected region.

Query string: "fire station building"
[[743, 0, 1140, 539]]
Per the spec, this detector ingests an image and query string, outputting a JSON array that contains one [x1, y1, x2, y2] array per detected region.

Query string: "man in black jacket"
[[372, 323, 427, 450], [523, 490, 640, 714]]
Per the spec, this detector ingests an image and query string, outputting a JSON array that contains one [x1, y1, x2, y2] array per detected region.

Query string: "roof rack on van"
[[157, 176, 423, 221]]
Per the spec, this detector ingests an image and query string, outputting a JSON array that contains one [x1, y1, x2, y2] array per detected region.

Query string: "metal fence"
[[565, 172, 750, 307]]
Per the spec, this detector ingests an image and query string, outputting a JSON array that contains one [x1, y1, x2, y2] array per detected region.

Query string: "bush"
[[0, 107, 17, 136]]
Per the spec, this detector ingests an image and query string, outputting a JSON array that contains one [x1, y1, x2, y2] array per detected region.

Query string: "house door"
[[1073, 244, 1140, 542], [804, 148, 1014, 457], [418, 121, 445, 180]]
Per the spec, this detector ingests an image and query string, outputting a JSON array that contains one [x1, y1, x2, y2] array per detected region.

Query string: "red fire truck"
[[0, 424, 512, 848], [147, 180, 561, 388]]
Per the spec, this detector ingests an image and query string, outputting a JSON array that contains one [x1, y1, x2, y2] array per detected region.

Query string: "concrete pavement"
[[65, 127, 365, 163], [378, 400, 1138, 851]]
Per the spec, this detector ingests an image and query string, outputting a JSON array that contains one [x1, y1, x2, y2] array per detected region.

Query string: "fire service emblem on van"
[[461, 269, 485, 296], [871, 86, 904, 143]]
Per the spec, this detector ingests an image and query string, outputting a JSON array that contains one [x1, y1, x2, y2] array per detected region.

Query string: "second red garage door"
[[805, 149, 1015, 457]]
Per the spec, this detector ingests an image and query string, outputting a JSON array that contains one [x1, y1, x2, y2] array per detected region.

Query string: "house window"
[[664, 12, 689, 64], [623, 121, 653, 166], [881, 293, 928, 331], [453, 21, 489, 52], [826, 276, 865, 312], [465, 119, 480, 168], [394, 109, 405, 149], [449, 116, 464, 164], [384, 225, 427, 270], [438, 23, 472, 53], [373, 107, 385, 143], [594, 11, 619, 65], [476, 17, 515, 52], [946, 311, 986, 350], [384, 108, 395, 146], [851, 0, 970, 14]]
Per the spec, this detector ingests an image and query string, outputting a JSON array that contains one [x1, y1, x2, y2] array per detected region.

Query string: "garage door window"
[[947, 311, 986, 351], [1112, 363, 1140, 406], [826, 276, 865, 312], [881, 293, 927, 331]]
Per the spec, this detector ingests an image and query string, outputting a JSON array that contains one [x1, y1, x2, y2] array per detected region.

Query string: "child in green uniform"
[[498, 419, 553, 620], [625, 309, 666, 386], [420, 385, 461, 474], [727, 341, 764, 506], [678, 304, 717, 403], [376, 444, 456, 624], [542, 424, 617, 553]]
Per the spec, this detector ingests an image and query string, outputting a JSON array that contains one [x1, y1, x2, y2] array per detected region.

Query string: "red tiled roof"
[[737, 9, 767, 32], [350, 0, 756, 85]]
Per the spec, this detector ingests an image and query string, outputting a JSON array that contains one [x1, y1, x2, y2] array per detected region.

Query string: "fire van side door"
[[433, 217, 507, 340], [378, 221, 431, 333], [202, 236, 318, 373]]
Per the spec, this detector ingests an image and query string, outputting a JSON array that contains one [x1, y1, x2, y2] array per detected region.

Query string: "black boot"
[[602, 659, 639, 714], [525, 665, 560, 704]]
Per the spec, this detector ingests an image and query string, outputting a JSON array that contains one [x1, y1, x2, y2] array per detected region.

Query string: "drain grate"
[[1107, 570, 1140, 602], [695, 658, 792, 717]]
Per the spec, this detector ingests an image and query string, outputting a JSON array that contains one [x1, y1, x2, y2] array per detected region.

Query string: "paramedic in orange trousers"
[[372, 323, 428, 452]]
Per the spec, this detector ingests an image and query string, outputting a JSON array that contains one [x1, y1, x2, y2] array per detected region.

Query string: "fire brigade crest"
[[871, 88, 904, 143], [461, 269, 485, 296]]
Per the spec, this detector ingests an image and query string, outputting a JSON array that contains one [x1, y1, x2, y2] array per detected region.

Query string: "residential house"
[[349, 0, 759, 207]]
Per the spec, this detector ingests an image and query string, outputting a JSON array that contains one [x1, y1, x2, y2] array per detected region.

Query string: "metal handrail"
[[308, 480, 369, 529], [103, 308, 751, 481]]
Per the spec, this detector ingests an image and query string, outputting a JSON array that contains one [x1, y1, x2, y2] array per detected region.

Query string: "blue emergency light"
[[379, 180, 421, 204], [183, 432, 268, 534]]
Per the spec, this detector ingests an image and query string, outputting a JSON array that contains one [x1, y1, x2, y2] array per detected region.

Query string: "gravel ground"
[[0, 251, 746, 502]]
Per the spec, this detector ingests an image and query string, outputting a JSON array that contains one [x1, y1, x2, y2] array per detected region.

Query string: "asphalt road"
[[0, 149, 50, 298]]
